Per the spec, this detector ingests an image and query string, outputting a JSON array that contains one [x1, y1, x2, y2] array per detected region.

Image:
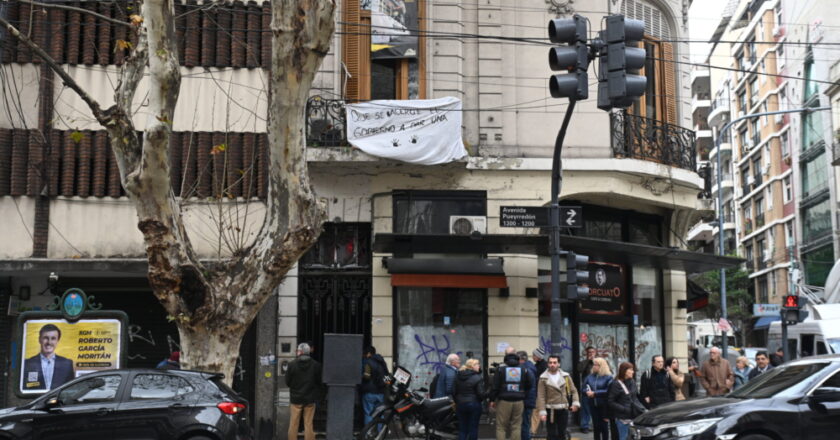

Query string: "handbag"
[[618, 379, 647, 418]]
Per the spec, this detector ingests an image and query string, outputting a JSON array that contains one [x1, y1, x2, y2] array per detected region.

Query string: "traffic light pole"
[[550, 99, 577, 357]]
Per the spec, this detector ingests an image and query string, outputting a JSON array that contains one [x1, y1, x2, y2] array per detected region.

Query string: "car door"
[[803, 368, 840, 438], [111, 373, 198, 440], [33, 374, 124, 440]]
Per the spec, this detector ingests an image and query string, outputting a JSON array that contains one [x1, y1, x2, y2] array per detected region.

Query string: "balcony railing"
[[755, 213, 765, 227], [306, 96, 347, 147], [753, 173, 763, 186], [610, 111, 697, 171], [711, 97, 729, 112]]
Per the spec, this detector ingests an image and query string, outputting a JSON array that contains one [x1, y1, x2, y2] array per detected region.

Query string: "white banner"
[[346, 97, 467, 165]]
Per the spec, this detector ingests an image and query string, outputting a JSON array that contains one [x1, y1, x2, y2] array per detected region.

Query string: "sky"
[[688, 0, 730, 63]]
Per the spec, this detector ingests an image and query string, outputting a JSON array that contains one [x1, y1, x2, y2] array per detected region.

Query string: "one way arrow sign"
[[559, 206, 582, 228]]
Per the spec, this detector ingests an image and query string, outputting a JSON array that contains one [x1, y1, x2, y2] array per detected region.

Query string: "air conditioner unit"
[[747, 175, 755, 185], [772, 26, 782, 37], [449, 215, 487, 235], [774, 113, 783, 124]]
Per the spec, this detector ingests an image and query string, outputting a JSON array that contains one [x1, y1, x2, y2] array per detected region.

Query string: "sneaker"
[[581, 428, 590, 433]]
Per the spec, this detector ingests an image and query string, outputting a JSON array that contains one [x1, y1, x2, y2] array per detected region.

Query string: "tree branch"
[[0, 15, 107, 123], [18, 0, 133, 27]]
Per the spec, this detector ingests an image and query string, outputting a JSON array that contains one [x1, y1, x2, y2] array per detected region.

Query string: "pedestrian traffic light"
[[782, 294, 806, 325], [564, 252, 591, 300], [598, 15, 646, 110], [548, 15, 589, 100]]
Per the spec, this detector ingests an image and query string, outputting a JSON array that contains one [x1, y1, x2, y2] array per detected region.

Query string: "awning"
[[386, 258, 508, 288], [374, 234, 744, 274], [754, 316, 781, 330]]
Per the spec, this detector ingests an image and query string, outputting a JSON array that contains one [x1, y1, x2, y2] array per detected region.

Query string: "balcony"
[[708, 97, 730, 127], [753, 173, 763, 186], [306, 96, 347, 147], [755, 213, 765, 228], [610, 111, 697, 172]]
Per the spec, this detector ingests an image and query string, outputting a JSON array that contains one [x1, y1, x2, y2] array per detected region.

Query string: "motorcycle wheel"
[[358, 416, 407, 440]]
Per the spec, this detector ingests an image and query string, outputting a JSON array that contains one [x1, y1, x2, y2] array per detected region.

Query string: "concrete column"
[[275, 264, 299, 439], [487, 255, 539, 365], [663, 269, 689, 368], [371, 254, 393, 367]]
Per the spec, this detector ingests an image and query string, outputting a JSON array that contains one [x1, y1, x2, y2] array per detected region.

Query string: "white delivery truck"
[[767, 303, 840, 358]]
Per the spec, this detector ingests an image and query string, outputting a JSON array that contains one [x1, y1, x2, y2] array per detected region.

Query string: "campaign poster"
[[364, 0, 419, 59], [19, 318, 122, 395]]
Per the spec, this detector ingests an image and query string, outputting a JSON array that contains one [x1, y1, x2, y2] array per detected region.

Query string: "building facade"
[[0, 0, 737, 434]]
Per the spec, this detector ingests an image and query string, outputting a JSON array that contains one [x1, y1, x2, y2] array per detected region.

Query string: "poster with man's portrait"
[[19, 318, 123, 396], [364, 0, 419, 59]]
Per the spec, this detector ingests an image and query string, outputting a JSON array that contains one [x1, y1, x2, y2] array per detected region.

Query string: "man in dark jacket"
[[519, 351, 538, 440], [490, 349, 534, 440], [361, 346, 389, 425], [533, 347, 548, 377], [286, 343, 322, 440], [576, 346, 596, 433], [747, 351, 773, 380], [639, 355, 675, 408], [434, 353, 461, 398], [770, 347, 784, 367]]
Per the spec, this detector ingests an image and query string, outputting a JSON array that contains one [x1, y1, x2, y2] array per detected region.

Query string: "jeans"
[[457, 401, 482, 440], [616, 419, 630, 440], [579, 394, 591, 429], [590, 405, 610, 440], [362, 393, 384, 425], [545, 408, 568, 440], [521, 407, 533, 440]]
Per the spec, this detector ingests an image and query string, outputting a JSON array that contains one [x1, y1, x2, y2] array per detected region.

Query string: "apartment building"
[[0, 0, 741, 432]]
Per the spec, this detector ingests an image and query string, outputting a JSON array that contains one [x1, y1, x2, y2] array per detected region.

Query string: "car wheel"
[[738, 435, 773, 440]]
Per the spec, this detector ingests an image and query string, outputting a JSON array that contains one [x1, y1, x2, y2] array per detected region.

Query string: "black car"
[[630, 354, 840, 440], [0, 369, 252, 440]]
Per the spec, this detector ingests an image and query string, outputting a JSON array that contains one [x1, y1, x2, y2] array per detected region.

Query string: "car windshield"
[[828, 339, 840, 354], [729, 362, 830, 399]]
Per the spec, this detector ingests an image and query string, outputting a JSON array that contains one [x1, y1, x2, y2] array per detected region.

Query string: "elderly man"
[[700, 347, 734, 396], [435, 353, 461, 398], [286, 343, 322, 440]]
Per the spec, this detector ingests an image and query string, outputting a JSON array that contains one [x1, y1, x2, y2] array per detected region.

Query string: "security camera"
[[48, 272, 59, 283]]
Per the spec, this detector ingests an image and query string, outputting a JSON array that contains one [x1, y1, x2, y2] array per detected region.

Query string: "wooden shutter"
[[342, 0, 370, 101], [661, 42, 678, 126]]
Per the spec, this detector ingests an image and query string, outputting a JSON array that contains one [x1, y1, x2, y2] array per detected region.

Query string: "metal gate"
[[297, 274, 371, 363]]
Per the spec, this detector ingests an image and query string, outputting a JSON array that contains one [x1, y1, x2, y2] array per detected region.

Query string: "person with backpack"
[[490, 348, 534, 440], [608, 362, 646, 440], [536, 354, 579, 440], [454, 358, 486, 440], [639, 355, 675, 409], [361, 346, 389, 425], [518, 351, 538, 440]]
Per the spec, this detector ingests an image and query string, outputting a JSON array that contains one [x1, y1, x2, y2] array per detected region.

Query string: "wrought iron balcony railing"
[[306, 96, 347, 147], [610, 111, 697, 171]]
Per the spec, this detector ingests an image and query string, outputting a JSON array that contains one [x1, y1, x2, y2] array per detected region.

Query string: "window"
[[781, 131, 789, 157], [58, 375, 122, 405], [777, 41, 784, 61], [740, 128, 749, 150], [393, 190, 486, 235], [802, 153, 828, 197], [736, 52, 744, 72], [802, 198, 832, 243], [301, 223, 371, 269], [370, 60, 397, 100], [758, 277, 768, 302], [761, 102, 768, 126], [739, 92, 747, 114], [751, 119, 761, 146], [785, 222, 794, 248], [804, 52, 819, 101], [775, 4, 783, 28], [729, 363, 831, 399], [745, 244, 754, 268], [749, 78, 759, 106], [757, 237, 766, 261], [802, 109, 824, 150], [748, 37, 757, 65], [130, 374, 194, 400], [779, 86, 787, 111], [803, 244, 833, 286], [783, 176, 792, 203]]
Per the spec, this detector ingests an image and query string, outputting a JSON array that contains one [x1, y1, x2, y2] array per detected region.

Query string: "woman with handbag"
[[583, 358, 613, 440], [608, 362, 646, 440]]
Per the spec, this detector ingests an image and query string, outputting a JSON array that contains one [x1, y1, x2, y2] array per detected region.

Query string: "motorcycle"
[[358, 366, 458, 439]]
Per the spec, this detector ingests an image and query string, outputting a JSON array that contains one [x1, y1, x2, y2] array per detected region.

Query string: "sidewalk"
[[477, 425, 596, 440]]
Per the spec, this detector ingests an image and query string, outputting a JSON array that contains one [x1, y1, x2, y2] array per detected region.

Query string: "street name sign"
[[499, 205, 583, 228]]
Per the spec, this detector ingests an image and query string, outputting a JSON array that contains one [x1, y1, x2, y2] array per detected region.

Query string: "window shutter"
[[661, 42, 678, 126], [343, 0, 362, 101]]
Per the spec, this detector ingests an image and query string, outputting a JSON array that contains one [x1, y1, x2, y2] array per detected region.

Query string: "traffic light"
[[565, 252, 591, 300], [598, 15, 646, 110], [781, 294, 808, 325], [548, 15, 589, 100]]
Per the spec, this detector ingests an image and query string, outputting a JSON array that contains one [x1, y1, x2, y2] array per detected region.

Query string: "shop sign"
[[16, 287, 127, 397], [578, 262, 626, 316], [753, 303, 781, 317]]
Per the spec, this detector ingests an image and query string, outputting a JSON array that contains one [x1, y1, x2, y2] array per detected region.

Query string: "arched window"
[[620, 0, 678, 126]]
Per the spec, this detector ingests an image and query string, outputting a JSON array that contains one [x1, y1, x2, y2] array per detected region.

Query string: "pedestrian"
[[639, 355, 675, 408], [360, 346, 389, 425], [435, 353, 461, 398], [490, 347, 534, 440], [286, 343, 322, 440], [770, 347, 784, 367], [664, 357, 688, 401], [608, 362, 646, 440], [536, 354, 579, 440], [576, 346, 596, 433], [583, 357, 613, 440], [518, 351, 538, 440], [748, 351, 773, 380], [533, 347, 548, 377], [733, 356, 752, 390], [699, 347, 734, 396], [156, 351, 180, 370], [686, 347, 700, 398], [454, 358, 485, 440]]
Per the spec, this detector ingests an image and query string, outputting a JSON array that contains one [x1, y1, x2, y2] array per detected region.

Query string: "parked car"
[[0, 369, 252, 440], [630, 354, 840, 440]]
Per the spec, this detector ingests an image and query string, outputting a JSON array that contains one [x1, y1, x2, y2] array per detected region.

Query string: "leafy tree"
[[694, 264, 753, 345]]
